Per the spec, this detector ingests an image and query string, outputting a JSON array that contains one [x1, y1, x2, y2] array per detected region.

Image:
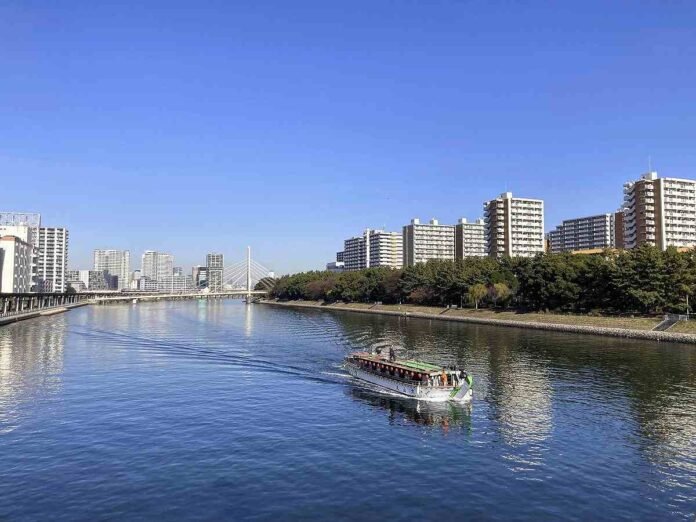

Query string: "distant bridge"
[[86, 246, 275, 301], [1, 247, 275, 321], [92, 290, 268, 304]]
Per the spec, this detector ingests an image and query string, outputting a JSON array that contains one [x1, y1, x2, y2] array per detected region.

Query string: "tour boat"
[[344, 351, 473, 402]]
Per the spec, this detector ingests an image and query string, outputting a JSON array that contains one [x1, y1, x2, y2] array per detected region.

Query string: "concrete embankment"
[[260, 300, 696, 345], [0, 302, 90, 327]]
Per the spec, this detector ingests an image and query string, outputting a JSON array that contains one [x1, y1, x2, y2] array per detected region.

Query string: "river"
[[0, 300, 694, 520]]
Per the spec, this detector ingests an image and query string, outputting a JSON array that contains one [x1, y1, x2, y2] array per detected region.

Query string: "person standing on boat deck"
[[452, 369, 459, 386], [441, 369, 448, 386], [389, 347, 396, 362]]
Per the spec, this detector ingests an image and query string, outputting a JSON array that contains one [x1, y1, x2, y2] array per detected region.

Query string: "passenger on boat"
[[389, 347, 396, 362], [440, 369, 448, 386]]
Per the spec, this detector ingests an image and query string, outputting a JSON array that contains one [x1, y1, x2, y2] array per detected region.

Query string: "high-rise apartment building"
[[343, 229, 402, 271], [141, 251, 174, 283], [0, 235, 34, 293], [93, 249, 130, 289], [141, 251, 158, 280], [547, 214, 615, 253], [158, 254, 174, 280], [455, 218, 486, 259], [484, 192, 544, 258], [622, 172, 696, 250], [402, 218, 455, 266], [36, 227, 69, 292], [206, 253, 224, 292]]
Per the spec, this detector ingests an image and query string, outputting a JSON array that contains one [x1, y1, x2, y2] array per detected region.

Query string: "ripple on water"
[[0, 300, 694, 521]]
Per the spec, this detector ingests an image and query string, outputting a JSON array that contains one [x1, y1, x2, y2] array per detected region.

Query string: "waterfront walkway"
[[0, 301, 92, 326]]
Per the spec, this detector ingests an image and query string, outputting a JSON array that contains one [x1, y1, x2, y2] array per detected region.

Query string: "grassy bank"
[[260, 300, 696, 345], [328, 303, 662, 330]]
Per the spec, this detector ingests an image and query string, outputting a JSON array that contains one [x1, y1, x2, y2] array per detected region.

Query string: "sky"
[[1, 1, 695, 274]]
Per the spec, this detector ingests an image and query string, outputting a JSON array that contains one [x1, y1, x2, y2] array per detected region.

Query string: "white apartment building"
[[484, 192, 544, 258], [142, 251, 157, 280], [402, 219, 455, 266], [343, 229, 402, 271], [548, 214, 615, 253], [455, 218, 486, 258], [93, 249, 131, 290], [0, 235, 34, 293], [36, 227, 69, 292], [141, 251, 174, 282], [158, 254, 174, 281], [623, 172, 696, 250]]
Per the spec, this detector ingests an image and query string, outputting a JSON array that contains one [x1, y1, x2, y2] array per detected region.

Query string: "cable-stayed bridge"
[[215, 247, 275, 294], [0, 248, 275, 320], [89, 247, 275, 304]]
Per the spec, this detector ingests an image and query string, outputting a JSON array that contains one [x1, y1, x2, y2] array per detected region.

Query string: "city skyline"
[[3, 3, 696, 273], [7, 168, 696, 278]]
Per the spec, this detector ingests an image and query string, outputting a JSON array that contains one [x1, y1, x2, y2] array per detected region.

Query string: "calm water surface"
[[0, 301, 694, 520]]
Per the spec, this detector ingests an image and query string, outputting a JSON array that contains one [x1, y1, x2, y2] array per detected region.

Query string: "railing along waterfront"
[[0, 293, 88, 318]]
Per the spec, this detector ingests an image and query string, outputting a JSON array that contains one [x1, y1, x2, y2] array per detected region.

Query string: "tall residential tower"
[[93, 249, 130, 289], [343, 229, 402, 271], [483, 192, 544, 258], [547, 214, 615, 253], [36, 227, 69, 292], [402, 219, 455, 266], [622, 171, 696, 250], [454, 218, 486, 258]]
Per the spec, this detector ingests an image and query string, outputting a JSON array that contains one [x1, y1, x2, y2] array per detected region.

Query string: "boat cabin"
[[347, 352, 465, 387]]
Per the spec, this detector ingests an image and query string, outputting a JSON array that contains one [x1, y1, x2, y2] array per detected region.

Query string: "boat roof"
[[350, 352, 445, 374]]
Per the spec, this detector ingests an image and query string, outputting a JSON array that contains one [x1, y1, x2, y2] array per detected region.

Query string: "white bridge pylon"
[[211, 247, 274, 296]]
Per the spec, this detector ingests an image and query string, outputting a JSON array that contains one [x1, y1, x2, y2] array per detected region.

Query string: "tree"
[[268, 247, 696, 316], [469, 283, 487, 309], [489, 282, 511, 308]]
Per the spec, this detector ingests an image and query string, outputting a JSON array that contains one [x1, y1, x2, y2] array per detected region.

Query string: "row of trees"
[[266, 246, 696, 315]]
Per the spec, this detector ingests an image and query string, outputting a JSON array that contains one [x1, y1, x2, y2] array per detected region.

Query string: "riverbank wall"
[[260, 300, 696, 345]]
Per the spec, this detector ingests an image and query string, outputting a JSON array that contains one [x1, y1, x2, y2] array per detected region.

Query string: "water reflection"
[[329, 309, 695, 492], [244, 301, 253, 338], [348, 386, 472, 433], [0, 316, 66, 433]]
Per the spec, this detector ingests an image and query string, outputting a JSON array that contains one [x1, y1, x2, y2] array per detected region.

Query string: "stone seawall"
[[260, 300, 696, 345]]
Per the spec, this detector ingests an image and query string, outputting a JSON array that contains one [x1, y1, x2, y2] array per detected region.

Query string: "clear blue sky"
[[2, 1, 695, 274]]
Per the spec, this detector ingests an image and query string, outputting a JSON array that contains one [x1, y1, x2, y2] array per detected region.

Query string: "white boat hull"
[[345, 362, 472, 402]]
